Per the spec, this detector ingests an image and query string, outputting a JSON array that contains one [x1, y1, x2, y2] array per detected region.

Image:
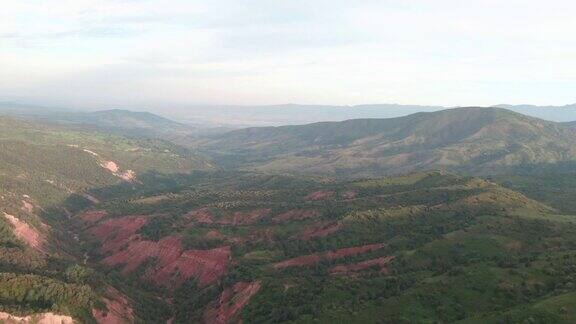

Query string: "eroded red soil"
[[185, 208, 271, 225], [204, 281, 262, 324], [329, 256, 395, 275], [274, 243, 386, 269], [89, 216, 230, 288], [295, 222, 341, 240], [185, 207, 214, 224], [304, 190, 335, 201], [147, 246, 231, 288], [92, 287, 135, 324], [3, 213, 47, 253], [272, 209, 320, 223], [103, 235, 183, 274], [231, 209, 271, 225], [89, 216, 148, 252], [80, 210, 108, 225], [341, 190, 358, 199]]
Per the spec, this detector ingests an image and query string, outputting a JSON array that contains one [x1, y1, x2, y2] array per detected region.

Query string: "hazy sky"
[[1, 0, 575, 109]]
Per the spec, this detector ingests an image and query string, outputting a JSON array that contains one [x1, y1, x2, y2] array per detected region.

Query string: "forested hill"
[[563, 120, 576, 128], [0, 116, 214, 322], [2, 113, 576, 323], [69, 171, 576, 323], [199, 107, 576, 177], [0, 116, 213, 205], [3, 108, 195, 139]]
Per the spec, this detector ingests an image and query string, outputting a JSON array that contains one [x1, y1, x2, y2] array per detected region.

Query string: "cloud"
[[1, 0, 575, 108]]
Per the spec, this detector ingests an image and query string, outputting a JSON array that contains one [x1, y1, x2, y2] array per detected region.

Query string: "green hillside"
[[492, 173, 576, 214], [67, 171, 576, 323], [0, 116, 213, 207], [200, 107, 576, 177], [8, 108, 195, 139], [0, 116, 214, 322]]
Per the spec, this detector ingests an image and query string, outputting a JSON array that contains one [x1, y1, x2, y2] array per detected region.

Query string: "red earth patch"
[[185, 208, 271, 225], [304, 190, 335, 201], [274, 243, 386, 269], [205, 230, 227, 240], [89, 216, 231, 288], [3, 213, 47, 253], [341, 190, 358, 199], [204, 281, 261, 324], [295, 222, 341, 240], [89, 216, 148, 253], [92, 287, 135, 324], [102, 235, 183, 274], [80, 210, 108, 225], [184, 207, 214, 224], [146, 246, 231, 288]]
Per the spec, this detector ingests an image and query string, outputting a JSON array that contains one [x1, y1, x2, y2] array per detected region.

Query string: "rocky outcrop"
[[0, 312, 74, 324], [100, 161, 135, 181], [77, 147, 136, 182], [21, 200, 34, 213]]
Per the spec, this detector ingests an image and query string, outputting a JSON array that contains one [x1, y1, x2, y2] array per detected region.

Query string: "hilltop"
[[2, 107, 195, 139], [200, 107, 576, 177]]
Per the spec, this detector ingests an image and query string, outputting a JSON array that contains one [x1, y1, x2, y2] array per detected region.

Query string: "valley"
[[2, 107, 576, 323]]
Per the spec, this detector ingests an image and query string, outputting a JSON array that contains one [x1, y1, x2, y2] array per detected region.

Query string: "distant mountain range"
[[0, 103, 194, 139], [3, 102, 576, 322], [200, 107, 576, 177], [168, 102, 576, 126], [3, 101, 576, 129]]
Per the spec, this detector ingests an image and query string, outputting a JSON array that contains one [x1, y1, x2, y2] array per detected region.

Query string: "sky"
[[1, 0, 575, 109]]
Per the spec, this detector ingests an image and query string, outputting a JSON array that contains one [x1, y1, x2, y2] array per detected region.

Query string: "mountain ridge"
[[199, 107, 576, 177]]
